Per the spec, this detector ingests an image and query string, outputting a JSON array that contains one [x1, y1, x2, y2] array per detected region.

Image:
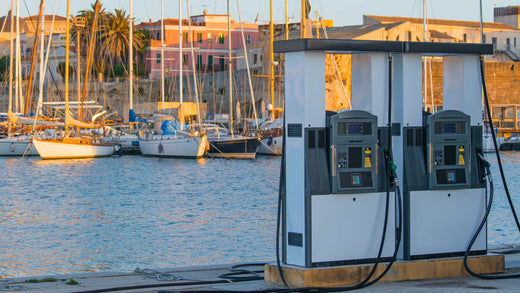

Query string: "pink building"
[[139, 10, 259, 79]]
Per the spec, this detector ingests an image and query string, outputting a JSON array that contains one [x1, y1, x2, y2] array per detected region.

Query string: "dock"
[[500, 141, 520, 151], [3, 248, 520, 292]]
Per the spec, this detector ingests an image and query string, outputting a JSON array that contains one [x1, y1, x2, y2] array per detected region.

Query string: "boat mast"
[[129, 0, 134, 113], [269, 0, 274, 113], [179, 0, 183, 105], [160, 0, 165, 109], [15, 0, 21, 114], [76, 19, 81, 102], [79, 0, 100, 122], [285, 0, 288, 40], [301, 0, 306, 38], [479, 0, 484, 43], [236, 0, 258, 129], [186, 0, 202, 127], [35, 0, 57, 127], [423, 0, 428, 109], [24, 0, 45, 117], [8, 0, 14, 136], [64, 0, 70, 135], [227, 0, 233, 136], [36, 3, 45, 120]]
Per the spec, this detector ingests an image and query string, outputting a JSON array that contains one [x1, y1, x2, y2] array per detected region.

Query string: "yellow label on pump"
[[458, 146, 465, 165], [364, 148, 372, 168]]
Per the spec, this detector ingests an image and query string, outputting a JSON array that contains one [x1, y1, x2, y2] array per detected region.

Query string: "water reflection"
[[1, 152, 518, 278], [0, 156, 280, 278]]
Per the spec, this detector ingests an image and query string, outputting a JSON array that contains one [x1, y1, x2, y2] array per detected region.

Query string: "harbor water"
[[0, 152, 519, 278]]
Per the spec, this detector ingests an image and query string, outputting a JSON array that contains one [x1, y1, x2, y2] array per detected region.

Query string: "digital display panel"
[[348, 123, 362, 134], [443, 123, 456, 133]]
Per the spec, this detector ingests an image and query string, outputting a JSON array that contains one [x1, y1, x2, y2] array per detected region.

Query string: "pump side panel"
[[311, 192, 396, 264], [408, 189, 487, 258], [284, 51, 326, 267]]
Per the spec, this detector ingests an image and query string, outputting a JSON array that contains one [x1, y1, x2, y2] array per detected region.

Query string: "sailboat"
[[138, 0, 208, 158], [32, 0, 115, 159], [0, 1, 40, 156], [206, 0, 259, 159]]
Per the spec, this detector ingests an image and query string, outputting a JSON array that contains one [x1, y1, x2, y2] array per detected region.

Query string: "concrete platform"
[[264, 254, 505, 288], [2, 249, 520, 293]]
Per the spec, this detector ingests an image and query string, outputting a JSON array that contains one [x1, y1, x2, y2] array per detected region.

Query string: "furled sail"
[[0, 111, 64, 127], [66, 112, 96, 128]]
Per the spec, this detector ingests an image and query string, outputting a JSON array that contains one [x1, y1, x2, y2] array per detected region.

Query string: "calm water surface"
[[0, 156, 279, 278], [1, 152, 520, 278]]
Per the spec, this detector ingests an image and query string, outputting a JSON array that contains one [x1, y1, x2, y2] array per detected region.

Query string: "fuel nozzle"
[[385, 150, 398, 187], [477, 152, 491, 168]]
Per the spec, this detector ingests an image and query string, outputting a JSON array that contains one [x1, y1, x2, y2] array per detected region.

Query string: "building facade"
[[138, 10, 259, 79]]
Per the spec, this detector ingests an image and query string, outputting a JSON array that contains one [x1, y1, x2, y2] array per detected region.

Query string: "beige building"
[[326, 14, 520, 62]]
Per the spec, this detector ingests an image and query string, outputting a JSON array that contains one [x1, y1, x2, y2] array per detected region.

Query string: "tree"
[[0, 56, 9, 81], [72, 4, 146, 79]]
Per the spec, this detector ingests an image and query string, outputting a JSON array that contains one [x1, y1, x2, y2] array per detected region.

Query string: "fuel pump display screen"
[[434, 122, 466, 134], [337, 122, 372, 136], [348, 124, 362, 134], [443, 123, 456, 133]]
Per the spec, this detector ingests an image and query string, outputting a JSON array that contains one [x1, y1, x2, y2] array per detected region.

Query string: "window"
[[197, 55, 203, 70], [396, 35, 399, 41], [407, 31, 411, 41], [492, 37, 497, 47], [246, 34, 251, 44], [208, 55, 213, 70], [156, 53, 161, 64], [219, 55, 225, 70], [183, 32, 189, 43], [463, 33, 467, 43], [483, 34, 486, 43], [507, 38, 511, 49], [515, 38, 517, 47], [253, 54, 258, 65], [183, 54, 189, 66], [218, 33, 225, 44], [157, 32, 160, 40], [197, 33, 203, 43], [207, 33, 213, 43]]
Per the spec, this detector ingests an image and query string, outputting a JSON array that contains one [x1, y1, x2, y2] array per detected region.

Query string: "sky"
[[3, 0, 520, 27]]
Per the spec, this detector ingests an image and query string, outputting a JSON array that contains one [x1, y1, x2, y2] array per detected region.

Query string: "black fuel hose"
[[463, 55, 520, 279]]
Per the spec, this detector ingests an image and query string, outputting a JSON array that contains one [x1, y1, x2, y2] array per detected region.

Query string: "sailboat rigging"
[[32, 0, 115, 159], [138, 0, 208, 158], [204, 0, 260, 159]]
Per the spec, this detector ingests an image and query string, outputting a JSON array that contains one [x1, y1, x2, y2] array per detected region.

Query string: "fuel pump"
[[283, 108, 397, 268], [329, 110, 379, 194], [426, 110, 472, 189], [401, 109, 487, 260]]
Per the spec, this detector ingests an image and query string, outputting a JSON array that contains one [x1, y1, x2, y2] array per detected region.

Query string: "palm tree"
[[72, 4, 145, 78]]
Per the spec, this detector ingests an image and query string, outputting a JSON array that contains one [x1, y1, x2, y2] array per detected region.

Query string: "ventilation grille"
[[288, 232, 303, 247], [287, 124, 302, 137]]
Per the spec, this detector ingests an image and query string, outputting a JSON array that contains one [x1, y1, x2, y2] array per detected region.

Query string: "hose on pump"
[[463, 55, 520, 279]]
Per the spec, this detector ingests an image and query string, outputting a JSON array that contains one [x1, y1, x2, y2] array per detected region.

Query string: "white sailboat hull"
[[139, 135, 207, 158], [257, 136, 282, 155], [483, 133, 504, 153], [33, 139, 115, 159], [0, 137, 38, 156]]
